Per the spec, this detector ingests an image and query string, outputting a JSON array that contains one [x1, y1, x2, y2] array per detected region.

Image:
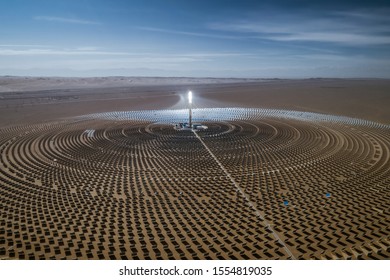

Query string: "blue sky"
[[0, 0, 389, 77]]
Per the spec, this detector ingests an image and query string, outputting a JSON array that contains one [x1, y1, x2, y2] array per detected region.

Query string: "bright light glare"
[[188, 91, 192, 104]]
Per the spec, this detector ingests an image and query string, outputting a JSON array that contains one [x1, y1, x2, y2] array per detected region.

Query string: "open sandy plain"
[[0, 77, 389, 259]]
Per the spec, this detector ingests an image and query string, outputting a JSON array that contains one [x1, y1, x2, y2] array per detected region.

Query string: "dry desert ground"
[[0, 77, 389, 259]]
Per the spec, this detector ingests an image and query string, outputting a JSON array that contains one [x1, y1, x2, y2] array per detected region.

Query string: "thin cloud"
[[0, 47, 250, 61], [208, 9, 390, 46], [176, 52, 252, 58], [136, 26, 242, 40], [264, 33, 390, 45], [34, 16, 100, 25], [332, 9, 390, 22], [0, 48, 128, 56], [0, 44, 52, 48]]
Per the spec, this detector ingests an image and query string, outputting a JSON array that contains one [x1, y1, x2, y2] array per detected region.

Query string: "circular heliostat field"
[[1, 108, 389, 259]]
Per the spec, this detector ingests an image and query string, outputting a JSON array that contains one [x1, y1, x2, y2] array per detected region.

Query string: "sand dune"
[[0, 76, 267, 93]]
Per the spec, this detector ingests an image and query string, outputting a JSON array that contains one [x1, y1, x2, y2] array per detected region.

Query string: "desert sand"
[[1, 77, 389, 127], [0, 77, 389, 260]]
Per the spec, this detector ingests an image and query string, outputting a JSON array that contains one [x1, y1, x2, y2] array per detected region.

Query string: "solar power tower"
[[188, 91, 192, 128]]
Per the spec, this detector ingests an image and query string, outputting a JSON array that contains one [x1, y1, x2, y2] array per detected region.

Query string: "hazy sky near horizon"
[[1, 0, 389, 78]]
